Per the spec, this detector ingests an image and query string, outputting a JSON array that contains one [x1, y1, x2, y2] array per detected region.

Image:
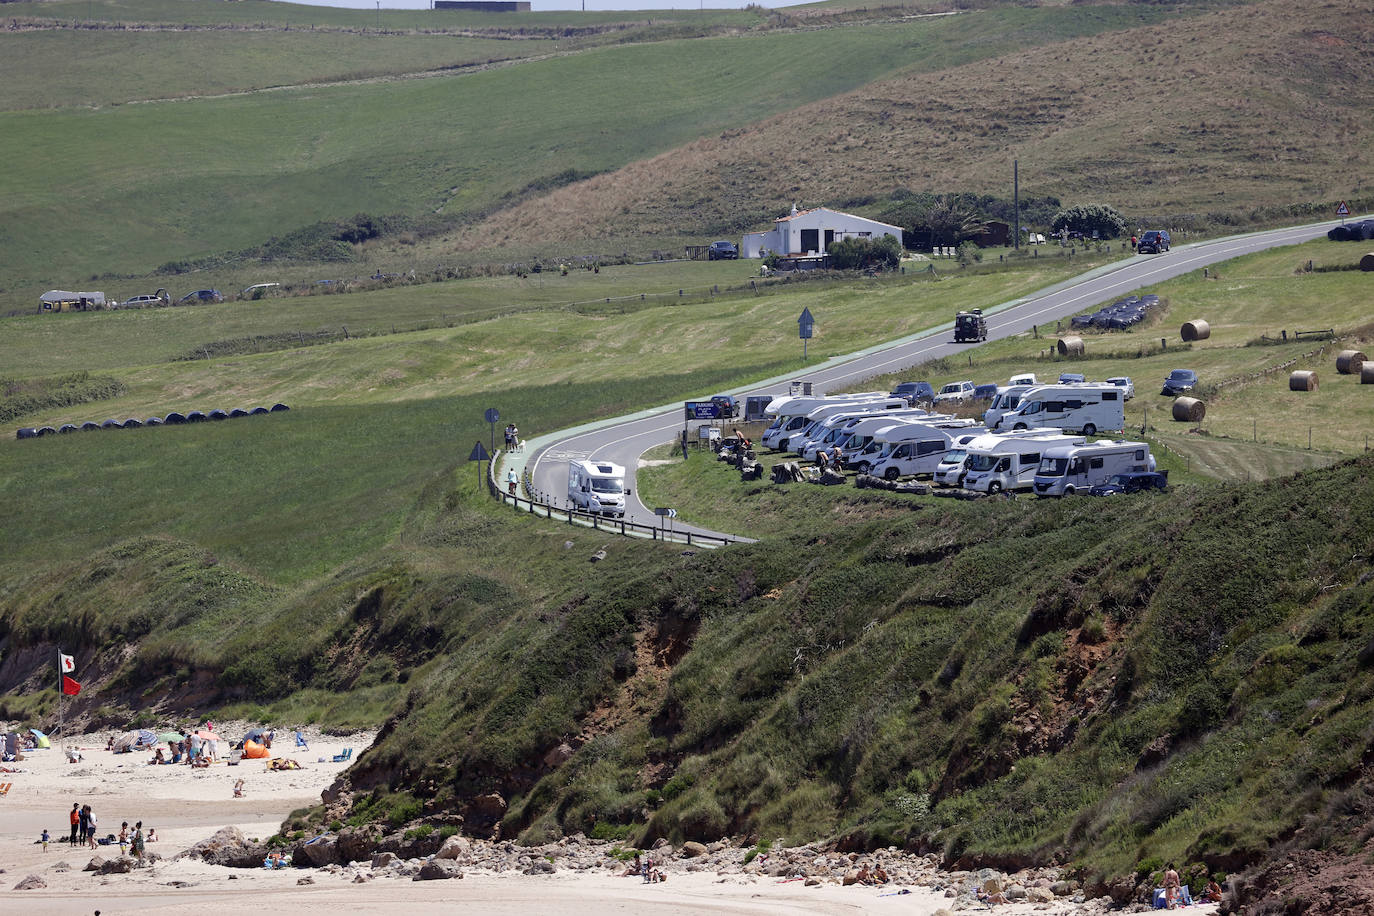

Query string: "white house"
[[741, 206, 903, 259]]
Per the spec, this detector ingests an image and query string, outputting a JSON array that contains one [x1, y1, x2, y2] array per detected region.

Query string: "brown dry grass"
[[449, 0, 1374, 252]]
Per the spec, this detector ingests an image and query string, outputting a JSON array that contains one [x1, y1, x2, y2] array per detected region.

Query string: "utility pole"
[[1013, 158, 1020, 252]]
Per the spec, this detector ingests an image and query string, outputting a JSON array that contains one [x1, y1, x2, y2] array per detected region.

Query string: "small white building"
[[742, 206, 903, 259]]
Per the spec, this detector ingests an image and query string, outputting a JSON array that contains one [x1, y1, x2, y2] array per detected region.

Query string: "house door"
[[800, 228, 819, 254], [824, 229, 835, 251]]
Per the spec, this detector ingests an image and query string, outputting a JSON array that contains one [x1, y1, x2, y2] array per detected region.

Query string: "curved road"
[[523, 219, 1345, 542]]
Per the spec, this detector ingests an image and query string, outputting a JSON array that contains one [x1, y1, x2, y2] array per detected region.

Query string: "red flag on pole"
[[59, 651, 75, 673], [61, 676, 81, 696]]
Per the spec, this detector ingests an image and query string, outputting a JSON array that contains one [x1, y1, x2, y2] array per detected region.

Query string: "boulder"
[[97, 857, 133, 875], [181, 826, 267, 868], [981, 876, 1004, 894], [371, 852, 398, 869], [436, 835, 471, 860], [525, 859, 556, 875], [336, 826, 380, 864], [415, 860, 464, 881], [1005, 883, 1027, 900], [295, 835, 340, 868], [297, 876, 315, 886], [1051, 880, 1075, 897], [1027, 886, 1055, 903], [14, 875, 46, 890], [84, 856, 104, 872], [353, 874, 370, 883], [543, 743, 575, 768], [680, 841, 708, 858], [469, 793, 507, 820]]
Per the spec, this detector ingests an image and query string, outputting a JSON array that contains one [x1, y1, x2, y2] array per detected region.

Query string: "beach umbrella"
[[243, 728, 267, 744], [157, 731, 184, 744], [29, 728, 50, 748], [135, 729, 157, 748]]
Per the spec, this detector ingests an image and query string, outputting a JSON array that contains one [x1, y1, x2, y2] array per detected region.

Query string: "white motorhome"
[[798, 407, 934, 459], [930, 430, 1005, 487], [1032, 440, 1155, 497], [992, 383, 1125, 436], [868, 421, 986, 480], [567, 459, 629, 517], [766, 398, 906, 451], [831, 414, 942, 470], [961, 432, 1085, 494], [981, 384, 1037, 429], [760, 394, 888, 449]]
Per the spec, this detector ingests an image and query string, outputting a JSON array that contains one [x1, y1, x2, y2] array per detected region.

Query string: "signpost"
[[684, 401, 722, 420], [483, 407, 500, 456], [468, 441, 490, 488], [654, 506, 676, 536], [798, 307, 814, 360], [1336, 200, 1350, 223]]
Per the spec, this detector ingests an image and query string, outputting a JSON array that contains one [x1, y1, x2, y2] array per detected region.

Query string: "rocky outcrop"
[[178, 826, 268, 869], [13, 875, 46, 890], [416, 860, 463, 881]]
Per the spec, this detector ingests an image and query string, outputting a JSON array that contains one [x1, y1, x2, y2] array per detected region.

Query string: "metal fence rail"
[[484, 451, 737, 549]]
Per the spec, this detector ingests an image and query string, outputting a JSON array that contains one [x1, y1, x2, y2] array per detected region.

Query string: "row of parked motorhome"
[[760, 388, 1154, 495]]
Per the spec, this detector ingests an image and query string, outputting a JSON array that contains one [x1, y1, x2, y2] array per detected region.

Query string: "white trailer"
[[961, 431, 1086, 494], [1031, 440, 1156, 497], [992, 383, 1125, 436], [568, 459, 629, 517], [868, 421, 986, 480]]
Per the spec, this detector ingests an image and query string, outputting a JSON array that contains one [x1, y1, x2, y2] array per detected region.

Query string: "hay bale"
[[1172, 397, 1206, 422], [1180, 319, 1211, 342], [1360, 252, 1374, 271], [1289, 370, 1318, 391], [1056, 336, 1085, 356], [1363, 364, 1374, 385], [1336, 349, 1367, 375]]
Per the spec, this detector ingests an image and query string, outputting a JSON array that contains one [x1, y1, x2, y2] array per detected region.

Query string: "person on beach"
[[41, 828, 50, 852], [622, 853, 642, 877], [131, 821, 146, 864], [1164, 864, 1181, 909], [70, 802, 80, 845], [119, 821, 129, 854], [78, 803, 91, 844], [86, 806, 99, 848]]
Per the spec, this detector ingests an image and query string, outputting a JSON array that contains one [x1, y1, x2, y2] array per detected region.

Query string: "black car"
[[1089, 471, 1169, 496], [707, 241, 738, 260], [1137, 229, 1171, 254], [890, 381, 935, 406], [178, 289, 224, 304], [1161, 368, 1198, 396]]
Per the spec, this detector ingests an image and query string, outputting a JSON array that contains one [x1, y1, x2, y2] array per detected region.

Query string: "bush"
[[956, 241, 983, 266], [1052, 204, 1127, 240], [826, 234, 901, 270]]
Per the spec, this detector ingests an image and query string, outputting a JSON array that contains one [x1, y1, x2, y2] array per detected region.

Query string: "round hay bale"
[[1362, 364, 1374, 385], [1289, 370, 1318, 392], [1360, 252, 1374, 271], [1056, 336, 1085, 357], [1336, 349, 1366, 375], [1180, 319, 1211, 342], [1172, 397, 1206, 423]]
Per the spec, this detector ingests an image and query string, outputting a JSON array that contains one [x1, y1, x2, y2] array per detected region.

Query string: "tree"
[[1051, 204, 1127, 240], [826, 234, 902, 270]]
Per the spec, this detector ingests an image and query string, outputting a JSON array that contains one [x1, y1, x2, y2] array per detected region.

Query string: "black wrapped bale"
[[16, 427, 38, 439], [229, 408, 250, 418], [80, 421, 101, 431], [58, 424, 79, 434], [101, 419, 121, 429], [186, 411, 207, 422], [164, 412, 187, 424], [270, 403, 290, 412], [122, 418, 143, 429]]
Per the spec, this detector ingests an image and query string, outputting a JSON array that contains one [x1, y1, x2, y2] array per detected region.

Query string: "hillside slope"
[[454, 0, 1374, 250]]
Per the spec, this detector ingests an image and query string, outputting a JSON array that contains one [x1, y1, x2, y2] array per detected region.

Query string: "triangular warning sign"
[[468, 441, 490, 462], [1336, 201, 1350, 216]]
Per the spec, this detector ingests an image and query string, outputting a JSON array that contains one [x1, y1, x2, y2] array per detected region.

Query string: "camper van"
[[567, 459, 629, 517], [934, 429, 1070, 489], [764, 398, 905, 451], [981, 384, 1037, 429], [760, 394, 887, 449], [868, 421, 985, 480], [1032, 440, 1155, 497], [961, 432, 1085, 494], [992, 383, 1124, 436], [798, 408, 935, 461]]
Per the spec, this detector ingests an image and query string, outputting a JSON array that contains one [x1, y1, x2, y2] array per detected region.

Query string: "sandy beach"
[[1, 726, 1219, 914]]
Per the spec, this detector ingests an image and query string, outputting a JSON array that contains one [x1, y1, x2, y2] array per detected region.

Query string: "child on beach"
[[147, 827, 157, 843], [41, 829, 49, 852]]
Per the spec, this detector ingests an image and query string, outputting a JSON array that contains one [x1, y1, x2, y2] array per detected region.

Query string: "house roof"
[[772, 207, 901, 232]]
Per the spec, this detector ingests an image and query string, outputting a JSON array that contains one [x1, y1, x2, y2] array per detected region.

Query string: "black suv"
[[707, 240, 738, 260], [1137, 230, 1171, 254]]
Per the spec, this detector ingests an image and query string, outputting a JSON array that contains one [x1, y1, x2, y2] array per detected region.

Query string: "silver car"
[[1105, 376, 1135, 399]]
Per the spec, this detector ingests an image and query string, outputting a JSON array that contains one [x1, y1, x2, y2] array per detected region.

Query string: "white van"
[[761, 395, 889, 449], [799, 408, 935, 461], [767, 399, 906, 451], [1032, 440, 1155, 497], [568, 459, 628, 517], [992, 383, 1125, 436], [961, 432, 1085, 494], [869, 422, 986, 480]]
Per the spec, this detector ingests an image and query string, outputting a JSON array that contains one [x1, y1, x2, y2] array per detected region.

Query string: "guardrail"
[[484, 451, 738, 549]]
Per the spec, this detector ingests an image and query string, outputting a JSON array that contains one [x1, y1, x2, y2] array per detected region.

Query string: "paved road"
[[526, 220, 1343, 541]]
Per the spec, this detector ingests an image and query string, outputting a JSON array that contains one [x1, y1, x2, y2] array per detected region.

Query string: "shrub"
[[1052, 204, 1127, 240]]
